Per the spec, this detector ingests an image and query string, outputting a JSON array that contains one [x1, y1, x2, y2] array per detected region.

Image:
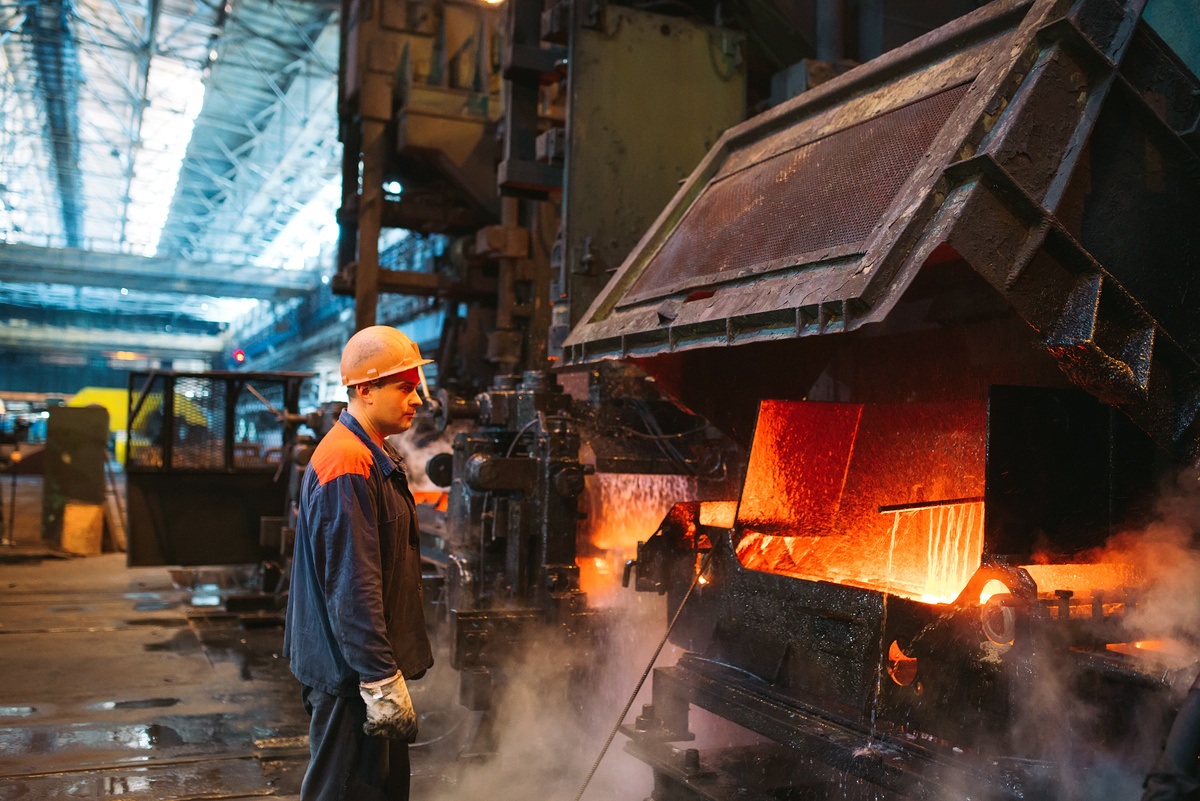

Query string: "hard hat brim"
[[343, 357, 435, 386]]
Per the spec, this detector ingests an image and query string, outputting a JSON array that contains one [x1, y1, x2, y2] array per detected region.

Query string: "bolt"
[[683, 748, 700, 776]]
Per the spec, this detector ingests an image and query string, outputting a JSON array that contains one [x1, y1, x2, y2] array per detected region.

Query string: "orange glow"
[[977, 565, 1138, 607], [584, 474, 694, 551], [730, 401, 1158, 607], [577, 473, 697, 599], [979, 579, 1009, 603], [699, 501, 737, 528], [738, 500, 984, 603], [411, 491, 449, 512], [1021, 563, 1139, 595], [735, 400, 987, 603], [888, 641, 918, 686], [1106, 639, 1193, 664]]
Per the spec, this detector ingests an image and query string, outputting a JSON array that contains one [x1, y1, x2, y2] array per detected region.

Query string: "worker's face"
[[360, 370, 422, 436]]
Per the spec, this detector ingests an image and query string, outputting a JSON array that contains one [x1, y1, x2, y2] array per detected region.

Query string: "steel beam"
[[25, 0, 85, 247], [0, 243, 317, 298], [119, 0, 163, 246], [0, 321, 225, 355]]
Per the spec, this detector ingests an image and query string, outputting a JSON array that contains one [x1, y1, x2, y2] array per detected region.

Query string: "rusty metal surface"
[[623, 84, 969, 305], [556, 5, 745, 352], [563, 0, 1200, 461]]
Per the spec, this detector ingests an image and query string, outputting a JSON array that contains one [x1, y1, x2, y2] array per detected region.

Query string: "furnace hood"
[[562, 0, 1200, 460]]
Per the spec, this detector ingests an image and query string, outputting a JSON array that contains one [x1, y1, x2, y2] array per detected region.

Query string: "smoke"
[[928, 466, 1200, 801], [1092, 468, 1200, 648], [420, 589, 671, 801], [579, 473, 701, 603], [388, 418, 469, 492]]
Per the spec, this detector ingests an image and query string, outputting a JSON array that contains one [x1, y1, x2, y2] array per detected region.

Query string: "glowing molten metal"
[[735, 399, 988, 603], [578, 473, 696, 599]]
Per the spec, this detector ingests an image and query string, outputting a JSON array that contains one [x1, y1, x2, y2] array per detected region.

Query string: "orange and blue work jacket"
[[284, 410, 433, 697]]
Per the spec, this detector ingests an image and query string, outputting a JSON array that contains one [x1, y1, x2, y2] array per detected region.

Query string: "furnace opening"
[[734, 398, 988, 603]]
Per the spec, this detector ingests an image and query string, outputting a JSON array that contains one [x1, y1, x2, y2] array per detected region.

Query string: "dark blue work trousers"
[[301, 685, 410, 801]]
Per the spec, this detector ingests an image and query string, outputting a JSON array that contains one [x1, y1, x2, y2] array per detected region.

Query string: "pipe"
[[815, 0, 842, 64], [858, 0, 883, 61]]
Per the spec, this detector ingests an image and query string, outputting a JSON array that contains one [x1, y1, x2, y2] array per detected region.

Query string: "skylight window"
[[0, 38, 63, 246], [124, 60, 206, 257], [254, 178, 342, 271]]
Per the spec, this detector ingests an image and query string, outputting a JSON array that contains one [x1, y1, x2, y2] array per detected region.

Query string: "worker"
[[284, 325, 434, 801]]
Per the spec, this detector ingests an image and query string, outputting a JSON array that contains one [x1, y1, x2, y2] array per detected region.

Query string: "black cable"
[[571, 549, 714, 801], [504, 417, 543, 458]]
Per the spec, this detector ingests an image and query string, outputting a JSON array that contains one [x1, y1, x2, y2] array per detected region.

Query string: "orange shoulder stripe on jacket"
[[310, 421, 373, 484]]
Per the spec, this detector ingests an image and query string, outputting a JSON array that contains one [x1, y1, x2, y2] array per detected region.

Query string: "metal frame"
[[123, 369, 312, 566], [562, 0, 1200, 461], [0, 0, 340, 303]]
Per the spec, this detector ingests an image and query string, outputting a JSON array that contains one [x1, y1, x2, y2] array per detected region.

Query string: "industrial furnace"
[[560, 0, 1200, 797]]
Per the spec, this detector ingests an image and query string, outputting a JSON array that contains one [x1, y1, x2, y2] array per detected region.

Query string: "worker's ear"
[[354, 382, 375, 405]]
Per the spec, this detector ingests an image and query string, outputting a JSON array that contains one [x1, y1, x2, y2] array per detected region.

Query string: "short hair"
[[347, 379, 381, 401]]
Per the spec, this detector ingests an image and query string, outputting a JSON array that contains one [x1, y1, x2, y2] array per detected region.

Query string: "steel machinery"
[[331, 0, 751, 758], [560, 0, 1200, 797], [124, 370, 312, 567], [325, 0, 1200, 794]]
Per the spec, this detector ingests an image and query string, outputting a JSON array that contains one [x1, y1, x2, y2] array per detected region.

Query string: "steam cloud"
[[417, 590, 667, 801], [932, 467, 1200, 801]]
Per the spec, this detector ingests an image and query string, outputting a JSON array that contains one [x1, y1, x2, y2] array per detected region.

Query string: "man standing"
[[285, 325, 435, 801]]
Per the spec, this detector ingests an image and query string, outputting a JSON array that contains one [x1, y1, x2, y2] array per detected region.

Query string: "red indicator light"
[[233, 349, 246, 363]]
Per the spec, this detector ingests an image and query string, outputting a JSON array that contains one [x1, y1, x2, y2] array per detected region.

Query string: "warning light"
[[233, 349, 246, 363]]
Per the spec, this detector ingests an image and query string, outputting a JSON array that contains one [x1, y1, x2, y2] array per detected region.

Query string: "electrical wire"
[[623, 422, 710, 440], [504, 416, 544, 458], [631, 399, 722, 478], [571, 549, 714, 801]]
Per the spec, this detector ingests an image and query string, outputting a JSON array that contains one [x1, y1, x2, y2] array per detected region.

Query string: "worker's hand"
[[359, 672, 418, 742]]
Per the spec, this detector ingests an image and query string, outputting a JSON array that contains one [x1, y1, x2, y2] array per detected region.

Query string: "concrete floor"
[[0, 473, 680, 801], [0, 475, 311, 800], [0, 475, 541, 801]]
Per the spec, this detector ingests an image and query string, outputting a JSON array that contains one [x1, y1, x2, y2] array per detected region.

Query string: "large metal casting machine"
[[562, 0, 1200, 797]]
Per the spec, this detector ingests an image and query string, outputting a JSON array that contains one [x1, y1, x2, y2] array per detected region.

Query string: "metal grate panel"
[[623, 84, 971, 304], [128, 375, 167, 468], [173, 377, 226, 470], [234, 381, 287, 469], [127, 373, 300, 472]]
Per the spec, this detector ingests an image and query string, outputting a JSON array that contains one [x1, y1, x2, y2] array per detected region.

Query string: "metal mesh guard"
[[623, 83, 971, 304], [172, 376, 227, 470], [128, 375, 166, 468], [235, 381, 286, 468], [127, 374, 291, 471]]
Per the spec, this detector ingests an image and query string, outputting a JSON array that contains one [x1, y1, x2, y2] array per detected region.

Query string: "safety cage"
[[124, 371, 310, 566]]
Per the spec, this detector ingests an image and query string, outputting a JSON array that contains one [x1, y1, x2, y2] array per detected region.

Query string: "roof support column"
[[354, 116, 385, 330]]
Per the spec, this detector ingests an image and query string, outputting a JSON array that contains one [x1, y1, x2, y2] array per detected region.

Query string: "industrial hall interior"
[[3, 0, 1200, 798]]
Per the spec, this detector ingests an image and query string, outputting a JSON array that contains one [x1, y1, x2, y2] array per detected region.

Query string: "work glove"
[[359, 671, 418, 742]]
